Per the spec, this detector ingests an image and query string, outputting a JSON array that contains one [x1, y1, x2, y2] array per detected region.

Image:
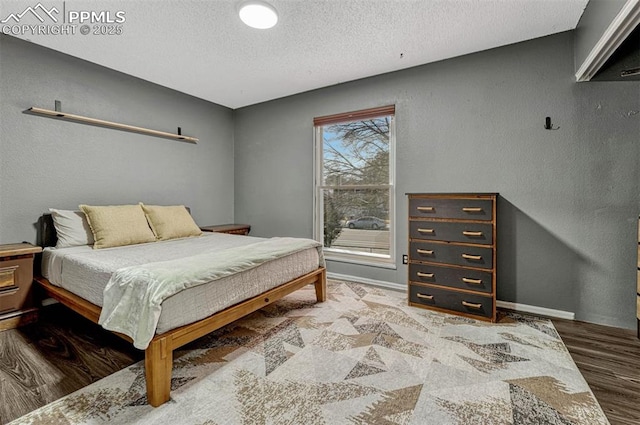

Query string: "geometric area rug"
[[10, 280, 609, 424]]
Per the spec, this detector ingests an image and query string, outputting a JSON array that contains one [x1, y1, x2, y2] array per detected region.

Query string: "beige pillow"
[[79, 204, 157, 249], [141, 204, 202, 241]]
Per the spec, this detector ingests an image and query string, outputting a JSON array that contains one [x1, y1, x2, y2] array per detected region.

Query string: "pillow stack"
[[50, 203, 202, 249]]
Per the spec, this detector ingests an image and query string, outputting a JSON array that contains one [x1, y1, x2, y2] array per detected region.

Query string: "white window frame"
[[313, 106, 396, 268]]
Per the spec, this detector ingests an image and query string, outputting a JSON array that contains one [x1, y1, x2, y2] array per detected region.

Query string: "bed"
[[34, 213, 326, 407]]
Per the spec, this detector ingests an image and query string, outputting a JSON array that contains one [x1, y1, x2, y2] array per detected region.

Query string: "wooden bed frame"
[[34, 215, 326, 407]]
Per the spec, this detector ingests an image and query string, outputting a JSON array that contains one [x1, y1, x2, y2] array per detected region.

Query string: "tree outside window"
[[314, 106, 395, 264]]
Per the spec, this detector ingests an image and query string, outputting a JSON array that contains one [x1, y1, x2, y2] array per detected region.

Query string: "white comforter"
[[98, 237, 323, 349]]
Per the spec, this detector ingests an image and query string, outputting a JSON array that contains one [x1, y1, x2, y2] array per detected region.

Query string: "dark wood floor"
[[552, 318, 640, 425], [0, 305, 142, 424], [0, 306, 638, 424]]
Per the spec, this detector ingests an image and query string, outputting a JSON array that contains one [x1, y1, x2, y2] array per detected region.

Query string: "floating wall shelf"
[[24, 107, 198, 143]]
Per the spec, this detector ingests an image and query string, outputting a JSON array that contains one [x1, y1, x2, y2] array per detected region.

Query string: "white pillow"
[[49, 208, 95, 248]]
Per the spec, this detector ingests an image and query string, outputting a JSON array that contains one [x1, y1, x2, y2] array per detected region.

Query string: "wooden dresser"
[[0, 243, 42, 330], [407, 193, 497, 322]]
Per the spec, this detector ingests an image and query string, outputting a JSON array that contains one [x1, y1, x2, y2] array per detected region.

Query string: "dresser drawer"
[[409, 284, 494, 319], [410, 241, 493, 269], [409, 263, 493, 293], [0, 288, 21, 314], [0, 264, 18, 290], [409, 198, 493, 221], [409, 221, 493, 245], [0, 257, 33, 314]]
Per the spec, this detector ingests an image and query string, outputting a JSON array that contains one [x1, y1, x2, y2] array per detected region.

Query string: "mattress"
[[42, 232, 320, 335]]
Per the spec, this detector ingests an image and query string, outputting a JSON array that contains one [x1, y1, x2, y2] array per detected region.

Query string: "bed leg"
[[145, 337, 173, 407], [315, 269, 327, 302]]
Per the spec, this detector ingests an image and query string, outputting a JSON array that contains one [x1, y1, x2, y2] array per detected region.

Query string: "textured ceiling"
[[1, 0, 589, 108]]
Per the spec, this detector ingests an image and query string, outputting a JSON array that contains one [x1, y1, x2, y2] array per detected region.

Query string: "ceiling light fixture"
[[238, 1, 278, 29]]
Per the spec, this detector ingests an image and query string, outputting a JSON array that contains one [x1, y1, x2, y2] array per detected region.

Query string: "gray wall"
[[0, 35, 235, 243], [234, 32, 640, 329], [574, 0, 627, 73], [2, 30, 638, 330]]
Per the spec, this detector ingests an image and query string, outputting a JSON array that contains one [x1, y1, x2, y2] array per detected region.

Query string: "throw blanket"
[[98, 237, 323, 349]]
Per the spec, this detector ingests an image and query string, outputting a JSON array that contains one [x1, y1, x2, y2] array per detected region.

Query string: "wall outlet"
[[402, 254, 408, 264]]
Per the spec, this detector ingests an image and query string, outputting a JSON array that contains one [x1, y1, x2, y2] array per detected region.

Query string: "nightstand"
[[200, 224, 251, 236], [0, 243, 42, 330]]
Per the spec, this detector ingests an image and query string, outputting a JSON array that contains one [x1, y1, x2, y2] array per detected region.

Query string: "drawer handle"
[[417, 272, 434, 278], [462, 277, 482, 284], [417, 228, 434, 234], [417, 249, 434, 255], [462, 207, 483, 212], [462, 301, 483, 309], [416, 293, 434, 300], [462, 253, 482, 261], [462, 231, 483, 237], [417, 206, 434, 212]]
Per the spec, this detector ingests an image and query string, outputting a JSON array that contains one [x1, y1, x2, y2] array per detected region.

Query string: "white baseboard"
[[326, 272, 405, 292], [496, 300, 575, 320], [326, 272, 575, 320]]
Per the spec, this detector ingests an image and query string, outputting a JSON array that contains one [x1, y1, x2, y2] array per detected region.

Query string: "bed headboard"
[[36, 206, 192, 248], [37, 214, 57, 248]]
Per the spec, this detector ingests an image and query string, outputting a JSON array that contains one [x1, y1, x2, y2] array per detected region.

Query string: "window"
[[314, 105, 395, 267]]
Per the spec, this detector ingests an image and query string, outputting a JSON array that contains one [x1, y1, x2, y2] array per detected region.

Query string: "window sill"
[[324, 252, 397, 270]]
